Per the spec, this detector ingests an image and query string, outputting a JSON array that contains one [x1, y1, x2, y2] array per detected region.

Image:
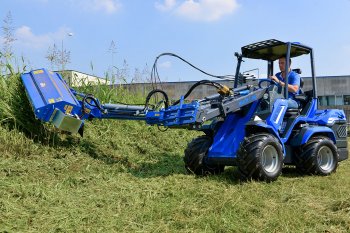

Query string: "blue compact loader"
[[21, 39, 348, 182]]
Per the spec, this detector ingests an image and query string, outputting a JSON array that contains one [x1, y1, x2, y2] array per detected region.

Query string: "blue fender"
[[245, 121, 286, 156], [290, 126, 336, 146]]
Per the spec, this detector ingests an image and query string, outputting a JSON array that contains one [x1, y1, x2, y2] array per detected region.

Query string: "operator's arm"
[[269, 75, 299, 93]]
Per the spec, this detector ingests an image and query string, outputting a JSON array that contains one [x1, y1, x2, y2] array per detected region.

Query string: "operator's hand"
[[269, 75, 279, 83]]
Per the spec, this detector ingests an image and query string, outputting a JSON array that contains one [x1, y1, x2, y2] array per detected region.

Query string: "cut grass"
[[1, 134, 349, 232], [0, 69, 349, 232]]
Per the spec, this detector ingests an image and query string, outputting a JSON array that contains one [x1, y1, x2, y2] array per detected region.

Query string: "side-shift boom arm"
[[21, 69, 266, 134]]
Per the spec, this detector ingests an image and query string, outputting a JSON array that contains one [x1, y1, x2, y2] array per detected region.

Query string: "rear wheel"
[[295, 136, 338, 175], [238, 133, 283, 182], [184, 136, 224, 175]]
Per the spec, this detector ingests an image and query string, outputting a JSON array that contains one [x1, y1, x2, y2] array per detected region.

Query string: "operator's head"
[[278, 57, 292, 72]]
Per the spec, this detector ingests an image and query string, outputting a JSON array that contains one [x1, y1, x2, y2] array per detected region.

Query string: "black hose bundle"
[[150, 53, 235, 106], [172, 80, 225, 105], [80, 94, 104, 118], [150, 53, 235, 84], [144, 89, 169, 110]]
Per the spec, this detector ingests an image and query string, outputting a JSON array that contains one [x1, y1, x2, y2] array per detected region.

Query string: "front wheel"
[[238, 133, 283, 182], [295, 136, 338, 175], [184, 136, 224, 176]]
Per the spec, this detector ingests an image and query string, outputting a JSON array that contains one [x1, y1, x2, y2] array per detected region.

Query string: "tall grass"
[[0, 66, 59, 144]]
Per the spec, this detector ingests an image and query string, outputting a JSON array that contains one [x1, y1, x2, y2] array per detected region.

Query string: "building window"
[[319, 96, 327, 106], [327, 96, 336, 105], [319, 95, 339, 106], [336, 95, 344, 105], [344, 95, 350, 105]]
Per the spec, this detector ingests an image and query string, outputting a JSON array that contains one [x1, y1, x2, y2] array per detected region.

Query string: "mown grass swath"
[[0, 57, 349, 232]]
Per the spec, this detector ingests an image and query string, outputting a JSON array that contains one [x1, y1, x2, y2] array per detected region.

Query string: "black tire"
[[237, 133, 283, 182], [184, 136, 224, 175], [295, 136, 338, 175]]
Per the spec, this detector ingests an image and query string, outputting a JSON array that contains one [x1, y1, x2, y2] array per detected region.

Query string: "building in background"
[[57, 70, 110, 87]]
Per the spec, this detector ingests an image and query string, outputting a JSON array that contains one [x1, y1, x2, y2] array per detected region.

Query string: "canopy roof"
[[241, 39, 311, 61]]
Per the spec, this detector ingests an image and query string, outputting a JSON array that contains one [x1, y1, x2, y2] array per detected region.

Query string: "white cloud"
[[159, 61, 172, 68], [77, 0, 122, 14], [14, 26, 73, 49], [155, 0, 177, 12], [155, 0, 239, 22]]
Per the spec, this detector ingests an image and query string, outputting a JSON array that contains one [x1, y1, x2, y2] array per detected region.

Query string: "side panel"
[[21, 72, 46, 111], [207, 100, 260, 163], [266, 98, 288, 133]]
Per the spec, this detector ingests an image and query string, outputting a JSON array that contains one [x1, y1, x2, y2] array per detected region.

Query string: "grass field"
[[0, 72, 350, 232]]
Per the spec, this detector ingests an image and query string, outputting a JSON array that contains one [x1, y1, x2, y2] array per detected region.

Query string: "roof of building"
[[55, 69, 108, 81]]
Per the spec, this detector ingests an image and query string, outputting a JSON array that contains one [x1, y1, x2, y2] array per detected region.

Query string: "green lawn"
[[0, 121, 349, 232]]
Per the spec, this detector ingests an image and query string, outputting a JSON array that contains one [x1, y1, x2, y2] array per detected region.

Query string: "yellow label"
[[64, 105, 73, 115], [48, 98, 55, 104], [84, 108, 91, 114], [33, 70, 44, 74]]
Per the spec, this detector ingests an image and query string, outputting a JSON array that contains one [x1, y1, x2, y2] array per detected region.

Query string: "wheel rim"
[[261, 145, 279, 173], [317, 146, 335, 172]]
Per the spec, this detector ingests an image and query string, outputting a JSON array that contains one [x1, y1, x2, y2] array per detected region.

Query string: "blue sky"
[[1, 0, 350, 82]]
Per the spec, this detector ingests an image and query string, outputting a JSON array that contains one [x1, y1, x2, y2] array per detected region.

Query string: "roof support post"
[[310, 49, 317, 98], [285, 42, 292, 99], [268, 60, 273, 77], [234, 52, 243, 88]]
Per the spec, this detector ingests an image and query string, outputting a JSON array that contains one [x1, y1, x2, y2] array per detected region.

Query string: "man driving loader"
[[269, 57, 300, 109]]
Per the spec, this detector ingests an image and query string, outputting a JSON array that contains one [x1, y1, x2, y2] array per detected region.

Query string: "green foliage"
[[0, 67, 57, 143]]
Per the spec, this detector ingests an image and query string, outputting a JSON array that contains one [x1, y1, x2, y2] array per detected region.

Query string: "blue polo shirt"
[[275, 71, 301, 99]]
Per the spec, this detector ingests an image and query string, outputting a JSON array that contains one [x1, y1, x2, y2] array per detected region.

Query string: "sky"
[[1, 0, 350, 82]]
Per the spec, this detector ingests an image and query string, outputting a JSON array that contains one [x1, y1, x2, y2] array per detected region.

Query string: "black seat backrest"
[[292, 68, 304, 91], [300, 78, 304, 89], [292, 68, 302, 74]]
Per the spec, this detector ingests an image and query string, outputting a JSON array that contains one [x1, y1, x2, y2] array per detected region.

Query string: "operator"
[[269, 57, 300, 109]]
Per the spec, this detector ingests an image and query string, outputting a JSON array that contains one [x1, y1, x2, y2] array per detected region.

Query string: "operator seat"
[[285, 68, 305, 116]]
